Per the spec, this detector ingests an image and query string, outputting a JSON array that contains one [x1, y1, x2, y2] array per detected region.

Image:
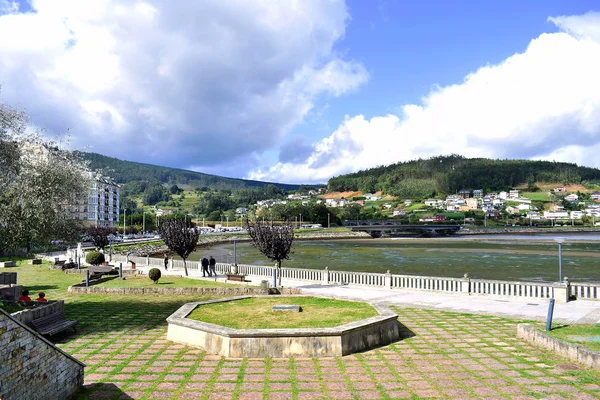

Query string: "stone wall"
[[0, 309, 85, 400], [517, 324, 600, 370], [68, 285, 301, 295]]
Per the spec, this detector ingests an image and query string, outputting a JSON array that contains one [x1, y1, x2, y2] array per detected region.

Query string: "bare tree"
[[86, 227, 115, 251], [245, 217, 294, 286], [158, 218, 199, 276]]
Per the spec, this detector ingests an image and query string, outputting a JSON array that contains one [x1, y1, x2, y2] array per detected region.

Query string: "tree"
[[158, 218, 199, 276], [86, 227, 115, 250], [0, 101, 91, 254], [245, 217, 294, 287]]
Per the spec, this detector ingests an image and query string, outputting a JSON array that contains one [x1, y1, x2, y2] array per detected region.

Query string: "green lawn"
[[544, 323, 600, 352], [522, 191, 552, 201], [186, 296, 378, 329]]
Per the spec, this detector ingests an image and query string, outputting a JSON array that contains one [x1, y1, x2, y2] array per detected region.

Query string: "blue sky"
[[1, 0, 600, 183]]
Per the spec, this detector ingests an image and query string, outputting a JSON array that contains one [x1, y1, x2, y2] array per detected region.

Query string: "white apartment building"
[[70, 173, 120, 227]]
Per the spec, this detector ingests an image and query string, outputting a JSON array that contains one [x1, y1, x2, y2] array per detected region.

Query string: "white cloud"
[[250, 12, 600, 183], [0, 0, 367, 172]]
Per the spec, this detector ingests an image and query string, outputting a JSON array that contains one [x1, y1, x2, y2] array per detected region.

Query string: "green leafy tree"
[[0, 101, 90, 254]]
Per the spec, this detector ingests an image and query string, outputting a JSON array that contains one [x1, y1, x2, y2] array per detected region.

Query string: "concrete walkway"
[[138, 265, 600, 325]]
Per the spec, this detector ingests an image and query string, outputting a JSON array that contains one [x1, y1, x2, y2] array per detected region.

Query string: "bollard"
[[119, 263, 123, 279], [546, 298, 555, 331], [85, 269, 89, 287], [273, 269, 277, 289]]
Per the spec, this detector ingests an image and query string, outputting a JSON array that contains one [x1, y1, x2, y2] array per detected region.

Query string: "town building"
[[69, 173, 120, 227]]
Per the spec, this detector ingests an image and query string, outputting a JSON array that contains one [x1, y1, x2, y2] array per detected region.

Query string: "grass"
[[97, 275, 240, 288], [544, 324, 600, 352], [521, 191, 552, 201], [186, 296, 378, 329]]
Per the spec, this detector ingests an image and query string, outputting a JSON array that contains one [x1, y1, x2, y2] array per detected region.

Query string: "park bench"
[[31, 311, 78, 336], [226, 273, 250, 282]]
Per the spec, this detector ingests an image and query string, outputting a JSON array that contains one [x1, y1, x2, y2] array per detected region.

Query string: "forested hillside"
[[327, 155, 600, 198], [79, 152, 300, 191]]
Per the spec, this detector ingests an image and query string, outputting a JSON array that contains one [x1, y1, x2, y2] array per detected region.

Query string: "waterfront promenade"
[[137, 265, 600, 324]]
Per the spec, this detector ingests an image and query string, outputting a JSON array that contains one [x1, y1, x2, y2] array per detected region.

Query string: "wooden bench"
[[226, 273, 249, 282], [31, 311, 78, 336]]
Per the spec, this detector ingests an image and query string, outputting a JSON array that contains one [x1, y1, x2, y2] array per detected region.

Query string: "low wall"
[[0, 308, 85, 400], [0, 260, 17, 268], [167, 297, 400, 357], [68, 285, 301, 295], [517, 324, 600, 370], [11, 300, 65, 327]]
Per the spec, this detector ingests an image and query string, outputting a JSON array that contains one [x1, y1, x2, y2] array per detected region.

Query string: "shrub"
[[149, 268, 161, 284], [85, 251, 105, 266]]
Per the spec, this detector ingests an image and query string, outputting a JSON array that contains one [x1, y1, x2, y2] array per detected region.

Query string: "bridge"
[[343, 220, 462, 238]]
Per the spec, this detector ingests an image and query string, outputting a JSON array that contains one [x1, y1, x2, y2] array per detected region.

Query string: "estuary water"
[[192, 232, 600, 283]]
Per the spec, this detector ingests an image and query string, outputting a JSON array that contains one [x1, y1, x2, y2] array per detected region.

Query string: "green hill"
[[78, 151, 301, 191], [327, 155, 600, 198]]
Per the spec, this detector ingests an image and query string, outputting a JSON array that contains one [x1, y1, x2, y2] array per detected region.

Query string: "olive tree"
[[245, 217, 294, 287], [0, 101, 90, 254], [158, 218, 199, 276]]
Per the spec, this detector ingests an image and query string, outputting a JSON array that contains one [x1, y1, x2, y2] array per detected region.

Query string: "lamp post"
[[327, 213, 330, 229], [555, 237, 566, 282], [143, 212, 146, 233], [123, 208, 127, 237]]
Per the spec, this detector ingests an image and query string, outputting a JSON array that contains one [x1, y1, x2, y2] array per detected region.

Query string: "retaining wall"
[[68, 285, 301, 295], [517, 324, 600, 370], [0, 308, 85, 400]]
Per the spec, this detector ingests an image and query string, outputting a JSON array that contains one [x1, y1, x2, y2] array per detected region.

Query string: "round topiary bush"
[[149, 268, 161, 284], [86, 251, 105, 266]]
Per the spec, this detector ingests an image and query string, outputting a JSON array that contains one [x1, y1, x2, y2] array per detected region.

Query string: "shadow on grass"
[[75, 383, 133, 400], [549, 324, 570, 331], [23, 284, 60, 292], [53, 295, 217, 344]]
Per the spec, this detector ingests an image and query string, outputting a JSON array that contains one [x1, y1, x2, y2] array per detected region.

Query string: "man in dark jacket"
[[201, 257, 209, 277], [209, 256, 216, 277]]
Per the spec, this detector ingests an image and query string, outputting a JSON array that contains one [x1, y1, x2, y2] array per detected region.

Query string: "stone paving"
[[57, 296, 600, 399]]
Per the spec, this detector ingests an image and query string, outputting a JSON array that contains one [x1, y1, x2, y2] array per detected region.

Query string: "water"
[[190, 232, 600, 283]]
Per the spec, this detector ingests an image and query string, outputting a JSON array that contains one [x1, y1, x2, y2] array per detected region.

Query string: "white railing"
[[392, 275, 462, 293], [122, 255, 599, 302], [470, 279, 554, 299], [329, 270, 386, 286], [570, 283, 600, 300]]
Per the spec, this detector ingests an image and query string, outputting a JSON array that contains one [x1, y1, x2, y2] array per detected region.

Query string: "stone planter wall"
[[517, 324, 600, 370], [68, 285, 301, 296]]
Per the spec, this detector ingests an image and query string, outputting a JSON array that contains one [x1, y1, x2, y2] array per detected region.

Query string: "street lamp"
[[327, 213, 330, 229], [555, 237, 566, 282], [123, 208, 127, 237]]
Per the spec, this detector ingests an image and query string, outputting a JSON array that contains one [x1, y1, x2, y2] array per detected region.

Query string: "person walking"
[[209, 256, 216, 277], [164, 254, 169, 270], [201, 257, 209, 277]]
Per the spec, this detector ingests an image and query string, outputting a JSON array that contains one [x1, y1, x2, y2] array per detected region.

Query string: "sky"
[[1, 0, 600, 184]]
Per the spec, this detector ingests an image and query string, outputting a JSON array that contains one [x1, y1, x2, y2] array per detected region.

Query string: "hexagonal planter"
[[166, 296, 400, 357]]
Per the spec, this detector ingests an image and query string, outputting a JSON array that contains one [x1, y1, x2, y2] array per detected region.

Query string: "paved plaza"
[[55, 286, 600, 400]]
